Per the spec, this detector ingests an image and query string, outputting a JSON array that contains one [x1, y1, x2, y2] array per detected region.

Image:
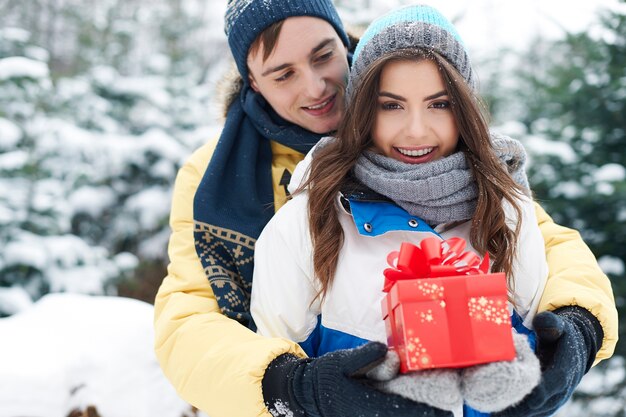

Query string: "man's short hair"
[[248, 20, 285, 63]]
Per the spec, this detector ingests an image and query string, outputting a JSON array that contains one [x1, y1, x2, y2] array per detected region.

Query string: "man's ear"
[[249, 74, 260, 92]]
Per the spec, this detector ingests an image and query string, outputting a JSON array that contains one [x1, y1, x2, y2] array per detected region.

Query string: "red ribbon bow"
[[383, 237, 490, 292]]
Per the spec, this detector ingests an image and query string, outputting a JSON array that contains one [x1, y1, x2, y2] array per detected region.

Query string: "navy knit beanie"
[[348, 4, 475, 100], [225, 0, 350, 82]]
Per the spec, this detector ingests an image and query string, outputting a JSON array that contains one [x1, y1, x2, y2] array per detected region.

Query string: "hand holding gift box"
[[381, 236, 516, 373]]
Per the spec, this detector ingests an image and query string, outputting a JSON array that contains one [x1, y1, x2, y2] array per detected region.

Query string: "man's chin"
[[301, 116, 340, 135]]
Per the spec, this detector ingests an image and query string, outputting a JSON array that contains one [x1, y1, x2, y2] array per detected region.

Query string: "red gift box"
[[381, 237, 515, 373]]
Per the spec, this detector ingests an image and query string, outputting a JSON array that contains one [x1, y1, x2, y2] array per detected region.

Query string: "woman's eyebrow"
[[424, 90, 447, 101], [378, 91, 406, 101]]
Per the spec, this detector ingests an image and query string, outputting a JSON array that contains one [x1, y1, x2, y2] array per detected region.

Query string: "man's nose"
[[303, 69, 326, 99]]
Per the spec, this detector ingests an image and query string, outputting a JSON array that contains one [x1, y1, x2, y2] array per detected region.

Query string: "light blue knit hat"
[[349, 4, 475, 98]]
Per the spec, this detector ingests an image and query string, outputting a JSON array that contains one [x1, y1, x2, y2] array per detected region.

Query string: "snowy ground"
[[0, 294, 198, 417], [0, 294, 622, 417]]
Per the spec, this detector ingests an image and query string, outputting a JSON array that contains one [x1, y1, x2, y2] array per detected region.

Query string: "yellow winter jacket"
[[154, 138, 618, 417]]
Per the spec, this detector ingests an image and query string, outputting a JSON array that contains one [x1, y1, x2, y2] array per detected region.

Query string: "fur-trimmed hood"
[[215, 63, 244, 120]]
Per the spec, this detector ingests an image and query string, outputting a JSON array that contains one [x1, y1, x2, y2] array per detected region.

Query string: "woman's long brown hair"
[[301, 48, 526, 302]]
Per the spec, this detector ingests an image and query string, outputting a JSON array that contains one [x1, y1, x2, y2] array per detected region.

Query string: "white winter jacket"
[[252, 183, 548, 356]]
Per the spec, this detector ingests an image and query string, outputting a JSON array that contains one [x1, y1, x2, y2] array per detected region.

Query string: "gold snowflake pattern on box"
[[416, 308, 436, 324], [415, 282, 445, 301], [404, 329, 433, 368], [468, 297, 509, 325]]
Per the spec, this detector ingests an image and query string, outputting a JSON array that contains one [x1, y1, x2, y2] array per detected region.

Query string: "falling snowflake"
[[224, 0, 256, 34]]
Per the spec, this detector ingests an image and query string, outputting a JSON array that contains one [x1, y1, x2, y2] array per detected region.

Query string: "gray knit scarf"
[[352, 134, 529, 225]]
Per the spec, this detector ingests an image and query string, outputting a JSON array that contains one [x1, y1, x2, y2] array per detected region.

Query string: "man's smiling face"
[[247, 16, 349, 134]]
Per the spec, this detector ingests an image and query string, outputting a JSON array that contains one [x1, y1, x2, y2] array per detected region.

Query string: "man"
[[154, 1, 617, 416]]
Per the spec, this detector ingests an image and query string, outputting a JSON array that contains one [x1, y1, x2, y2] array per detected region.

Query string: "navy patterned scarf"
[[193, 84, 321, 327]]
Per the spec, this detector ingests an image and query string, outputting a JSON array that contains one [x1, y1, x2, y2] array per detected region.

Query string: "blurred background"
[[0, 0, 624, 416]]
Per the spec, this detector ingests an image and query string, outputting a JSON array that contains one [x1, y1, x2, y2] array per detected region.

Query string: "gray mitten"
[[366, 350, 401, 381], [461, 332, 541, 412], [370, 351, 462, 411]]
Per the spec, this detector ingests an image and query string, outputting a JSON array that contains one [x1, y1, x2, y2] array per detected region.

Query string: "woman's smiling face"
[[371, 59, 459, 164]]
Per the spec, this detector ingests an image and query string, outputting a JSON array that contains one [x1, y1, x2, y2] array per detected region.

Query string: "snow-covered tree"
[[494, 4, 626, 415], [511, 4, 626, 307], [0, 29, 131, 315], [0, 11, 222, 314]]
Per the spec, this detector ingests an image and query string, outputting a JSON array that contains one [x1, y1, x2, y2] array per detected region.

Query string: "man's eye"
[[316, 51, 333, 62], [275, 71, 293, 82]]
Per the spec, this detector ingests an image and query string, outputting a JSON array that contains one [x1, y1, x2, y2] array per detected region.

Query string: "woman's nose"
[[406, 110, 427, 139]]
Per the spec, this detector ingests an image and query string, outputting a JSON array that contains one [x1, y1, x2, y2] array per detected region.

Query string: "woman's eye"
[[431, 100, 451, 109], [381, 102, 402, 110]]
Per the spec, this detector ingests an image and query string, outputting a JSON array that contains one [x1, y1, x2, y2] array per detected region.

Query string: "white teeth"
[[305, 98, 331, 110], [397, 147, 434, 157]]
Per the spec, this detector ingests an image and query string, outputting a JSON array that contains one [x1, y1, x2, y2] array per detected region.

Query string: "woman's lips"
[[392, 146, 437, 164]]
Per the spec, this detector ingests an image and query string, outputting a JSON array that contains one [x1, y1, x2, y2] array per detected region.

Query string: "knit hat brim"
[[225, 0, 350, 82], [348, 5, 475, 100]]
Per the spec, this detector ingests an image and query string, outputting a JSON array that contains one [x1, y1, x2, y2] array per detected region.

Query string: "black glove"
[[262, 341, 453, 417], [493, 306, 604, 417]]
